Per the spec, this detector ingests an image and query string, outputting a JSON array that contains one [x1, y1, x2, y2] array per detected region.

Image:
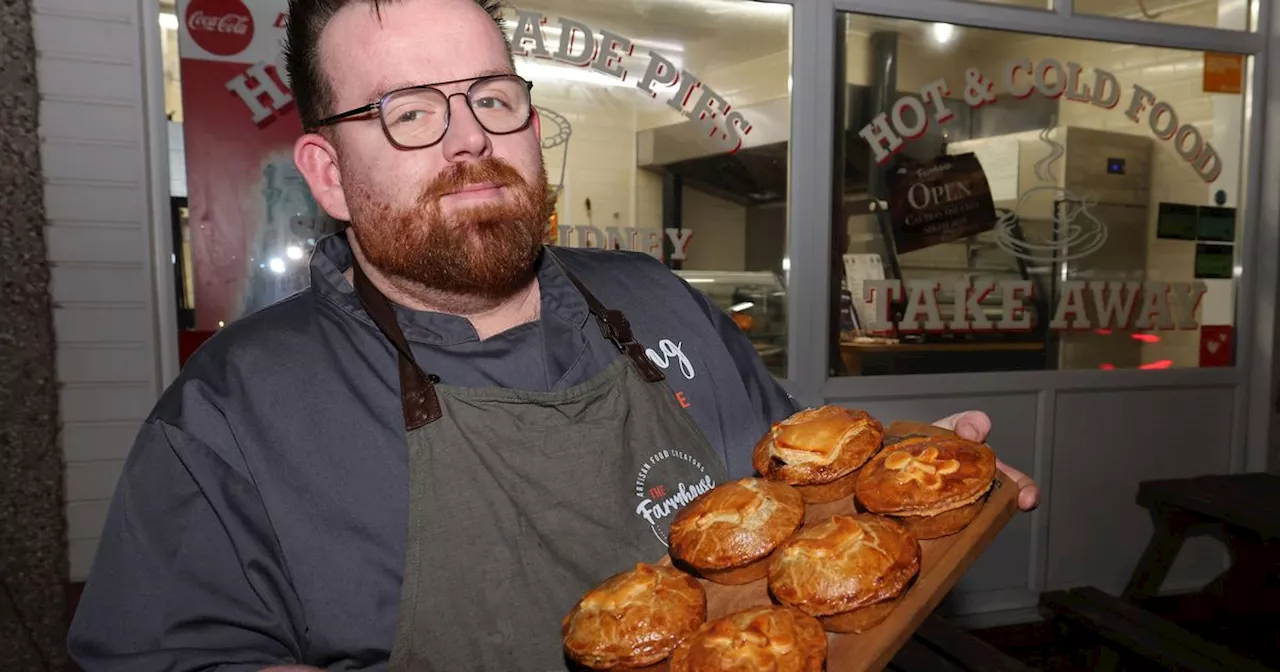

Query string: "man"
[[68, 0, 1039, 670]]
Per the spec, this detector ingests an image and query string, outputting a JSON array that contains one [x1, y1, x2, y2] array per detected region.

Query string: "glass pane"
[[831, 15, 1249, 376], [520, 0, 793, 378], [1074, 0, 1256, 31]]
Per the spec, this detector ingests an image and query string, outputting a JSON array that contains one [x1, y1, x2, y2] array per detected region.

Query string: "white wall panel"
[[54, 307, 152, 343], [50, 265, 149, 304], [36, 58, 139, 104], [44, 183, 141, 222], [65, 461, 125, 502], [57, 345, 155, 384], [1048, 387, 1234, 594], [41, 99, 140, 143], [41, 141, 143, 185], [66, 501, 112, 541], [69, 539, 100, 582], [32, 13, 137, 62], [62, 422, 140, 463], [44, 225, 144, 264], [60, 384, 154, 424]]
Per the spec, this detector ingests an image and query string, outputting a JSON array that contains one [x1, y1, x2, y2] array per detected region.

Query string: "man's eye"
[[474, 97, 510, 110], [396, 109, 429, 123]]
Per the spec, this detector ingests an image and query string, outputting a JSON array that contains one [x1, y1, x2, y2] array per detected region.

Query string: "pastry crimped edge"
[[668, 605, 828, 672], [562, 562, 707, 670], [853, 435, 998, 517], [752, 406, 885, 486], [766, 513, 921, 618], [668, 478, 806, 578]]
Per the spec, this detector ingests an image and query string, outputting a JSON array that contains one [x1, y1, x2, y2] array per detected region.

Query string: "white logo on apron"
[[633, 449, 715, 546], [645, 339, 695, 380]]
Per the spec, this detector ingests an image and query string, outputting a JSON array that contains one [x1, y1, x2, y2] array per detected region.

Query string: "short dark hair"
[[283, 0, 513, 131]]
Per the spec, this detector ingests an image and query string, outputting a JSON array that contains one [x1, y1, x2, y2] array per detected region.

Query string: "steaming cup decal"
[[995, 118, 1108, 264]]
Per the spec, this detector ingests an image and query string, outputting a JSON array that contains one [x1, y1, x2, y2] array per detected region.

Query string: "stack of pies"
[[562, 563, 706, 670], [563, 412, 1009, 659], [752, 406, 885, 503], [767, 514, 921, 633], [668, 605, 827, 672], [668, 478, 806, 585], [854, 435, 998, 539]]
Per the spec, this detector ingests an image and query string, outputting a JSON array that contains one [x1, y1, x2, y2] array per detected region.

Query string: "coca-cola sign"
[[185, 0, 255, 57]]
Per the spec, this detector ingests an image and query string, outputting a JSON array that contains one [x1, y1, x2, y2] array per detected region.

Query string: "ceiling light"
[[515, 59, 634, 89], [268, 258, 286, 274], [730, 302, 755, 312], [159, 12, 178, 31], [931, 22, 955, 45]]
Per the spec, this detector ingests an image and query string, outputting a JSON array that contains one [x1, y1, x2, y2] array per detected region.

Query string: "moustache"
[[417, 158, 528, 203]]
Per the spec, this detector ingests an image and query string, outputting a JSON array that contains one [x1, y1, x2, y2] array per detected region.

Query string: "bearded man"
[[68, 0, 1038, 670]]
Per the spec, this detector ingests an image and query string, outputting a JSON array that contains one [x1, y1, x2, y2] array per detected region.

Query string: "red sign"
[[186, 0, 255, 57], [1199, 325, 1233, 367]]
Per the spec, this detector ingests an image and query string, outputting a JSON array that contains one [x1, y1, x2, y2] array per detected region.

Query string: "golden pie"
[[767, 514, 920, 633], [668, 605, 828, 672], [668, 478, 806, 585], [752, 406, 885, 503], [563, 562, 707, 670], [854, 435, 998, 539]]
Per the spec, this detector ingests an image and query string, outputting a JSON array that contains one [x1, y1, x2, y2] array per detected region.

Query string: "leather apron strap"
[[351, 247, 665, 431]]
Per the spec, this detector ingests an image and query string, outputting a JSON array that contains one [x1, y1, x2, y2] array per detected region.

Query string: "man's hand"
[[933, 411, 1040, 512]]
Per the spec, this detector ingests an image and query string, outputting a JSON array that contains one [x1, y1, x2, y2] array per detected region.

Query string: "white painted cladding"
[[32, 0, 167, 581]]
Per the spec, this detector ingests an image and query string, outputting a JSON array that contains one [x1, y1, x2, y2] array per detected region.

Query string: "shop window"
[[1074, 0, 1257, 31], [830, 14, 1248, 376], [515, 0, 793, 377]]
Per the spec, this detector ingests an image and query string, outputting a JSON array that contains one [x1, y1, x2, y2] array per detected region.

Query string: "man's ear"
[[294, 131, 350, 222], [531, 106, 542, 144]]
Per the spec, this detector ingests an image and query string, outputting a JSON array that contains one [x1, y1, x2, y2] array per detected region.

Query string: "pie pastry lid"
[[854, 435, 997, 516], [563, 563, 708, 669], [668, 478, 806, 572], [753, 406, 885, 486], [668, 605, 828, 672], [766, 514, 921, 617]]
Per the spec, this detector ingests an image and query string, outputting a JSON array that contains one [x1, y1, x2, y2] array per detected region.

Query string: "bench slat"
[[914, 616, 1037, 672], [1040, 589, 1256, 672]]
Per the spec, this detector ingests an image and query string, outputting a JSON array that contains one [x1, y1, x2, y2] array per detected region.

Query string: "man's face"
[[315, 0, 550, 300]]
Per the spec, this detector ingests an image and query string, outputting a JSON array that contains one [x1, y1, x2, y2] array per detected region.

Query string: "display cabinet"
[[674, 269, 788, 377]]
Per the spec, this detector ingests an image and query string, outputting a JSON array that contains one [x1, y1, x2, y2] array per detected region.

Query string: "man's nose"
[[440, 94, 491, 161]]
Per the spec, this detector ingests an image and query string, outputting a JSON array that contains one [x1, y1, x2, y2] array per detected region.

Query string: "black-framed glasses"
[[308, 74, 535, 150]]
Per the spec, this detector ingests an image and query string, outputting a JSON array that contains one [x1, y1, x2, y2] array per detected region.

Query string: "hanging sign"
[[859, 58, 1223, 183], [887, 152, 998, 254]]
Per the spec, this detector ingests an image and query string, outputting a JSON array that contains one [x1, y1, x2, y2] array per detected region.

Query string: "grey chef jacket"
[[67, 230, 799, 671]]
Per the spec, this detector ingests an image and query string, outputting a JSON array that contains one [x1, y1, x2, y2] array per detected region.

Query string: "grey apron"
[[351, 249, 730, 671]]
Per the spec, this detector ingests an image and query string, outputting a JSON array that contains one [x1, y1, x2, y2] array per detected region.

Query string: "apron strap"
[[352, 261, 443, 431], [543, 248, 666, 383]]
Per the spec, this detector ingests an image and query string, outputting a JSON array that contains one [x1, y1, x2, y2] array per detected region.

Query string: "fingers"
[[935, 411, 991, 443], [997, 459, 1041, 512]]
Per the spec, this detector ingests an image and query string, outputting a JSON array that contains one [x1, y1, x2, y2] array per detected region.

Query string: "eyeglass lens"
[[382, 76, 531, 148]]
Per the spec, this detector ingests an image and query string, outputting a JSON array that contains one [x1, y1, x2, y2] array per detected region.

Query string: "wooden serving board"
[[669, 420, 1019, 672]]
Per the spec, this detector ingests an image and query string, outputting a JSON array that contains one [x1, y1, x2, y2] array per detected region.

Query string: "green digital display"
[[1196, 206, 1237, 242], [1195, 244, 1235, 280], [1157, 203, 1198, 240]]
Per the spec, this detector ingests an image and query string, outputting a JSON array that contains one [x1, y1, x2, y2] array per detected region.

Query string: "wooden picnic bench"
[[1124, 473, 1280, 617], [887, 615, 1037, 672], [1040, 585, 1275, 672]]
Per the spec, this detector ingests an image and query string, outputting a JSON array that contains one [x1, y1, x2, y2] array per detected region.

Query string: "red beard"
[[347, 157, 552, 301]]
